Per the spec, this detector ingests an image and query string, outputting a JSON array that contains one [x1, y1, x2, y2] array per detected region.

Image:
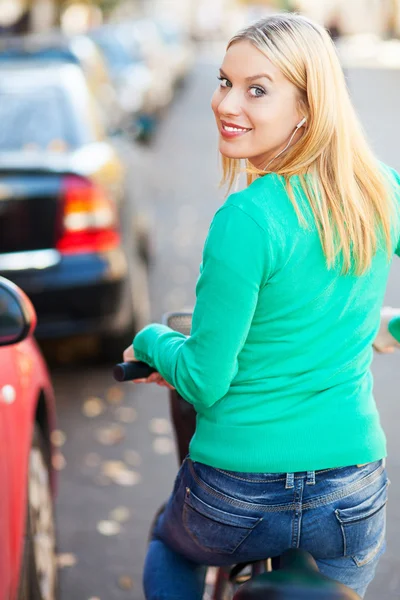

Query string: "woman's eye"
[[217, 76, 231, 88], [249, 86, 266, 98]]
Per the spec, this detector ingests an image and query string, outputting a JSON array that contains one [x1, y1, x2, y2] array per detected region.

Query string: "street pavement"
[[52, 50, 400, 600]]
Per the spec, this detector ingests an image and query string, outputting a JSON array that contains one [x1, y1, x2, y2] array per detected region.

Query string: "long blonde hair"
[[222, 13, 398, 275]]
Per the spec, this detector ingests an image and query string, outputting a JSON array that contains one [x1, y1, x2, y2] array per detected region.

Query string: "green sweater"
[[134, 170, 400, 473]]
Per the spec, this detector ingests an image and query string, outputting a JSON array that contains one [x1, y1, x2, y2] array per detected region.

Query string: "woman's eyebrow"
[[219, 68, 273, 83], [246, 73, 274, 83]]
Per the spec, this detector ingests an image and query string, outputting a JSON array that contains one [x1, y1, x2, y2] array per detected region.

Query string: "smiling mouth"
[[223, 124, 251, 132], [220, 121, 252, 138]]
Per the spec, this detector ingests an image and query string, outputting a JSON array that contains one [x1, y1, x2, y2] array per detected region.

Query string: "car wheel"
[[25, 426, 58, 600]]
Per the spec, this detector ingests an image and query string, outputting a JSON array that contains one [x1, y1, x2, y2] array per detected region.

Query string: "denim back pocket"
[[335, 480, 389, 567], [183, 487, 261, 554]]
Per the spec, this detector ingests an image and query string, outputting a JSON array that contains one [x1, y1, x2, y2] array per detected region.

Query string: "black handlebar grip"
[[113, 361, 156, 382]]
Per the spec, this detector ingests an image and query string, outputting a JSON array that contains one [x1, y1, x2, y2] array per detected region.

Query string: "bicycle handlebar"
[[113, 361, 156, 382], [113, 313, 400, 383]]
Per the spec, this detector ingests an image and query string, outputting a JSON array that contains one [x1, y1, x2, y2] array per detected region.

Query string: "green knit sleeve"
[[381, 164, 400, 256], [133, 204, 269, 409]]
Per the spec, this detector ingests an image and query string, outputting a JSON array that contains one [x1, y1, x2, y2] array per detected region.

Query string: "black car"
[[0, 60, 151, 358], [0, 31, 124, 133]]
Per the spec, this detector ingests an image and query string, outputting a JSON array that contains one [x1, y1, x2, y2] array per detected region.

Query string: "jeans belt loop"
[[285, 472, 295, 489], [306, 470, 316, 485]]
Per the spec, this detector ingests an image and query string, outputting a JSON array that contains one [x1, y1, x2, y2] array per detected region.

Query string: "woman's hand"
[[373, 307, 400, 354], [123, 344, 137, 363], [122, 345, 175, 389]]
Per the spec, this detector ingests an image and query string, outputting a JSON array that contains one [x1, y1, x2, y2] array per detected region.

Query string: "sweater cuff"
[[133, 323, 172, 367]]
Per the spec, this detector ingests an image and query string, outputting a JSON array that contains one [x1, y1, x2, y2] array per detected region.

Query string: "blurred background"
[[0, 1, 400, 599]]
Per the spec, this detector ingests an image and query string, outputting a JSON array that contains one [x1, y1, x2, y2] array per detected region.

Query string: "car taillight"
[[56, 175, 120, 254]]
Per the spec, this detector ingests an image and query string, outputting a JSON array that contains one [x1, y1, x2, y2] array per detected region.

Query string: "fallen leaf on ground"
[[102, 461, 126, 477], [82, 397, 105, 418], [106, 386, 124, 405], [110, 506, 131, 523], [97, 520, 120, 536], [95, 424, 125, 446], [115, 406, 137, 423], [149, 418, 171, 435], [118, 576, 134, 590], [152, 437, 175, 455], [101, 461, 141, 486], [113, 469, 141, 486], [57, 553, 77, 568], [51, 430, 66, 447], [52, 453, 67, 471]]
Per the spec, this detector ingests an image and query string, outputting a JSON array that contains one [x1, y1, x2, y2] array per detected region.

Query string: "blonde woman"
[[123, 13, 400, 599]]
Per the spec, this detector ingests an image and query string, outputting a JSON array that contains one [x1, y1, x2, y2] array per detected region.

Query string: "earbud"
[[263, 117, 307, 171]]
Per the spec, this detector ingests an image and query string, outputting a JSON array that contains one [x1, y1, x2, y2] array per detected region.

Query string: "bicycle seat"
[[233, 549, 360, 600]]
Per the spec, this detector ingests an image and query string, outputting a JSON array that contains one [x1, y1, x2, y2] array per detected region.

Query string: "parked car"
[[0, 275, 57, 600], [88, 25, 157, 139], [0, 60, 151, 358], [0, 32, 124, 134], [152, 19, 194, 86], [115, 19, 174, 115]]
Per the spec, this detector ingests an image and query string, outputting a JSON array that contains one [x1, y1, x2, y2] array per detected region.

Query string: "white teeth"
[[223, 125, 249, 132]]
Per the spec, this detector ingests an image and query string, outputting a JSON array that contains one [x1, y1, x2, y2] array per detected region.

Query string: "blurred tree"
[[386, 0, 400, 37], [0, 0, 127, 33], [87, 0, 121, 17], [276, 0, 295, 9], [58, 0, 121, 19]]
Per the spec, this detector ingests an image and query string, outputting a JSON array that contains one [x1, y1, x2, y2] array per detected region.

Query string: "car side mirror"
[[0, 276, 36, 347]]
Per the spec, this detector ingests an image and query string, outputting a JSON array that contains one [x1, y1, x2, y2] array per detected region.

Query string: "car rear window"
[[0, 86, 81, 152]]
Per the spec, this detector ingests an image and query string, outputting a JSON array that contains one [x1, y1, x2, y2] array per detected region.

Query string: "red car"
[[0, 275, 57, 600]]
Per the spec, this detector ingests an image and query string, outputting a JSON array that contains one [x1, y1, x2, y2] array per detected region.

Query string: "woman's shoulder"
[[378, 161, 400, 187], [222, 173, 288, 225]]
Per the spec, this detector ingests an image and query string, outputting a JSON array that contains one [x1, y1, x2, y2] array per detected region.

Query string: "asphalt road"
[[52, 52, 400, 600]]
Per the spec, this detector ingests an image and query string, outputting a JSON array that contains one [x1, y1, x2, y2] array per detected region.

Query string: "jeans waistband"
[[283, 458, 386, 489], [209, 459, 386, 488]]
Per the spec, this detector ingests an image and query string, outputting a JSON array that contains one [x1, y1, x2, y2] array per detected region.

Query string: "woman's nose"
[[217, 89, 242, 118]]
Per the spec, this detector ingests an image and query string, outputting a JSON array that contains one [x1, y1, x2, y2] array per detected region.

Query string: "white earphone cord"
[[264, 119, 306, 171]]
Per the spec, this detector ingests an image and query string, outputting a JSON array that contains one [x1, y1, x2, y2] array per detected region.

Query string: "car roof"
[[0, 60, 84, 82], [0, 60, 101, 145], [0, 33, 99, 65]]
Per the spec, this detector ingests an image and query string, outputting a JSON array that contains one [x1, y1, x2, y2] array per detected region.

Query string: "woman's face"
[[211, 40, 304, 170]]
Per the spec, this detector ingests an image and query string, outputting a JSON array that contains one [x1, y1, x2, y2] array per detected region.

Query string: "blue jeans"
[[143, 457, 389, 599]]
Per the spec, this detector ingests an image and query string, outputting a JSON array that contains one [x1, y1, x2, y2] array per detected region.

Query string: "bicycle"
[[114, 309, 400, 599]]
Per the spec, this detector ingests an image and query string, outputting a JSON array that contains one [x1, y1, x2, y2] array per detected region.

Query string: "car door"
[[0, 347, 13, 600], [5, 342, 33, 600]]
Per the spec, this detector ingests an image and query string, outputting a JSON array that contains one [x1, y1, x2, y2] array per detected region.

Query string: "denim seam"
[[291, 478, 304, 548], [334, 501, 387, 567], [338, 520, 347, 556], [213, 467, 337, 483], [302, 463, 386, 510], [188, 460, 385, 514], [335, 496, 388, 525], [189, 460, 300, 512], [213, 468, 286, 483], [182, 489, 262, 554]]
